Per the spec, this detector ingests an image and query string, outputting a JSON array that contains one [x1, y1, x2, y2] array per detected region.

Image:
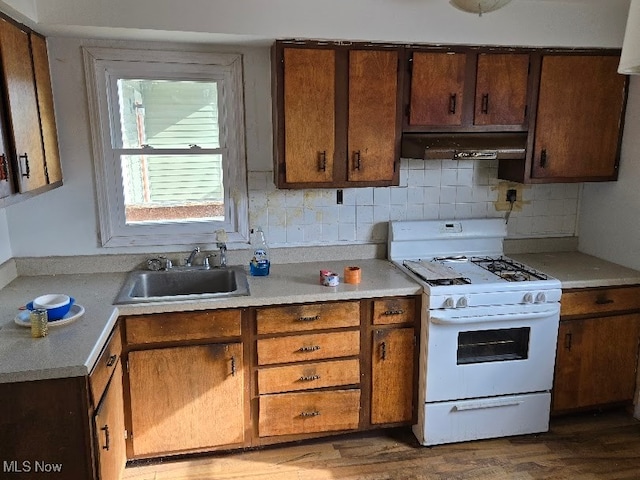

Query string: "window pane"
[[117, 79, 220, 149], [121, 154, 224, 224]]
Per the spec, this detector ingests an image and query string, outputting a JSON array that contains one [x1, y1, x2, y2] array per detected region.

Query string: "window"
[[83, 47, 248, 247]]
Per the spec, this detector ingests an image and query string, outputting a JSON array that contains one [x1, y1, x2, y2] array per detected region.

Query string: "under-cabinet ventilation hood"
[[401, 132, 528, 161]]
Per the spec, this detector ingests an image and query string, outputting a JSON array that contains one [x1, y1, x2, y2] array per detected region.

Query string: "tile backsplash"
[[248, 159, 581, 246]]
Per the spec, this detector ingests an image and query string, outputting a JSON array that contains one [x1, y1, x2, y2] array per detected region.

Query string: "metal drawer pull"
[[383, 309, 404, 316], [298, 345, 321, 352], [300, 411, 321, 417], [100, 425, 110, 450], [106, 354, 117, 367], [0, 154, 7, 181], [595, 298, 614, 305], [540, 149, 547, 168], [298, 315, 320, 322], [454, 399, 522, 412], [19, 153, 29, 178], [380, 341, 387, 360], [564, 333, 572, 351], [353, 150, 361, 171], [299, 374, 320, 382], [481, 93, 489, 114]]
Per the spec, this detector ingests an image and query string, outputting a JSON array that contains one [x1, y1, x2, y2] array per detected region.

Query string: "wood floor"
[[122, 409, 640, 480]]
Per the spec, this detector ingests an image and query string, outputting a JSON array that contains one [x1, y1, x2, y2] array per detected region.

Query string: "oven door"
[[424, 302, 560, 402]]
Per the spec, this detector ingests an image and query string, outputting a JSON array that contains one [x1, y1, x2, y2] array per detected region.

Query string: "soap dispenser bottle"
[[249, 227, 270, 276]]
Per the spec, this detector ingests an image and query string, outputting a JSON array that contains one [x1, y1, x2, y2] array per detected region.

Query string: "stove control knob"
[[523, 292, 534, 304], [535, 292, 547, 303], [444, 297, 455, 309], [456, 297, 468, 308]]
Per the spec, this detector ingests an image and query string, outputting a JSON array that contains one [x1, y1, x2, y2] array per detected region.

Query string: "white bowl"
[[33, 294, 71, 309]]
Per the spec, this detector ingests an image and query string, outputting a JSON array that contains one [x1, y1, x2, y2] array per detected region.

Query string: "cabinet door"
[[474, 53, 529, 126], [94, 362, 126, 480], [0, 18, 47, 192], [347, 49, 398, 182], [30, 33, 62, 184], [532, 55, 626, 180], [283, 48, 335, 184], [408, 51, 466, 126], [371, 327, 415, 424], [553, 314, 640, 412], [128, 343, 244, 457], [0, 116, 12, 199]]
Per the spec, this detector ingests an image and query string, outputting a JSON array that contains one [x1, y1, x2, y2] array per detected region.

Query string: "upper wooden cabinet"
[[272, 41, 402, 188], [499, 52, 627, 183], [406, 50, 530, 131], [0, 16, 62, 204]]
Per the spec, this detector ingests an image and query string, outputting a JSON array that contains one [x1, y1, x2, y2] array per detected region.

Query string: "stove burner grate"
[[470, 256, 549, 282]]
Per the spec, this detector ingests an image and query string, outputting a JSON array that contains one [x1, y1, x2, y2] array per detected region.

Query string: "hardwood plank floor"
[[122, 409, 640, 480]]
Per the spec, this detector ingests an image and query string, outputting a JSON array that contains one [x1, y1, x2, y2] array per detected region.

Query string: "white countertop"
[[0, 259, 421, 384]]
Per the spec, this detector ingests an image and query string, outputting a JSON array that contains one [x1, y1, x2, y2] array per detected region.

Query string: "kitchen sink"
[[114, 266, 250, 304]]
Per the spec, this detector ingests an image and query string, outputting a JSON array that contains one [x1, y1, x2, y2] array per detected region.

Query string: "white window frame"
[[83, 47, 248, 247]]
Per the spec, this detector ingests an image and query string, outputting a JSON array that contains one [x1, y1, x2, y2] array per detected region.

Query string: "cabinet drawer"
[[561, 286, 640, 317], [125, 309, 241, 345], [90, 325, 122, 406], [257, 301, 360, 334], [373, 297, 416, 325], [259, 389, 361, 437], [258, 359, 360, 394], [257, 330, 360, 365]]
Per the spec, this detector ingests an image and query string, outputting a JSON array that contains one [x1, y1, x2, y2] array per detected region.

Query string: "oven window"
[[457, 327, 530, 365]]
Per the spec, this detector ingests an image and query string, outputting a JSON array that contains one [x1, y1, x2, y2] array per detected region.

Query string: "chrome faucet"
[[185, 247, 200, 266], [217, 242, 227, 267]]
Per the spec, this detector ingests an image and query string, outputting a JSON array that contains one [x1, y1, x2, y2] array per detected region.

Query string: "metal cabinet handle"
[[595, 298, 614, 305], [540, 149, 547, 168], [300, 411, 320, 417], [380, 341, 387, 360], [106, 354, 117, 367], [19, 153, 29, 178], [0, 154, 7, 182], [318, 151, 327, 172], [383, 309, 404, 316], [230, 355, 237, 376], [564, 333, 572, 351], [353, 150, 361, 171], [449, 93, 457, 114], [297, 315, 320, 322], [481, 93, 489, 114], [101, 425, 110, 451], [298, 345, 321, 352], [299, 374, 320, 382]]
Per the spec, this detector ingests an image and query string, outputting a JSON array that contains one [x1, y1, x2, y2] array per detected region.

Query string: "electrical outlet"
[[506, 189, 517, 203]]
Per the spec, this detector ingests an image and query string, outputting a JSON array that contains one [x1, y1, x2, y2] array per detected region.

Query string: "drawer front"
[[125, 309, 242, 345], [258, 359, 360, 394], [373, 297, 416, 325], [90, 324, 122, 406], [257, 301, 360, 334], [561, 286, 640, 317], [257, 330, 360, 365], [259, 389, 361, 437]]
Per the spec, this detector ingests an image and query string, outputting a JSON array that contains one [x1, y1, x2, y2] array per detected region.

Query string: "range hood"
[[401, 132, 528, 160]]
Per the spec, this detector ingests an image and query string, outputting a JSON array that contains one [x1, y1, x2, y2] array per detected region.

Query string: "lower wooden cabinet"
[[553, 286, 640, 413], [127, 343, 245, 457], [94, 362, 126, 480], [371, 327, 415, 424]]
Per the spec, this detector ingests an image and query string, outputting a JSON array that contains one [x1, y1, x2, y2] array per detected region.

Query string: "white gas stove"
[[388, 219, 562, 446]]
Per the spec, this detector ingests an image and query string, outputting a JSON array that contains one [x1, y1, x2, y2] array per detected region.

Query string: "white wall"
[[579, 78, 640, 270]]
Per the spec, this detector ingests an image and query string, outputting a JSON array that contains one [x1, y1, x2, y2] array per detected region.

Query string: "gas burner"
[[471, 256, 548, 282], [425, 277, 471, 287]]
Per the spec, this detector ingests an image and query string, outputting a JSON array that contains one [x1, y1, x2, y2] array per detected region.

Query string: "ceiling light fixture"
[[619, 0, 640, 74], [449, 0, 513, 16]]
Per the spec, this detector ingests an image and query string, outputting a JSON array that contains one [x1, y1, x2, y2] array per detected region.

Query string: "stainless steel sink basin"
[[114, 266, 250, 304]]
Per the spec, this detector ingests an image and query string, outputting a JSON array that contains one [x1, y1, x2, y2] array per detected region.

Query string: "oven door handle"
[[430, 306, 559, 325], [454, 398, 523, 412]]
